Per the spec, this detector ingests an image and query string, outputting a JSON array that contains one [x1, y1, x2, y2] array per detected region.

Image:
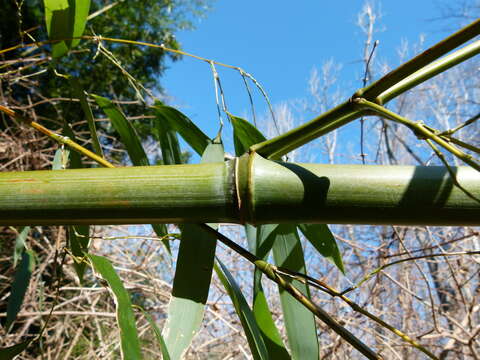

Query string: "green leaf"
[[5, 250, 36, 332], [229, 114, 267, 156], [271, 224, 319, 360], [214, 260, 269, 360], [44, 0, 91, 57], [13, 227, 29, 267], [152, 107, 182, 165], [88, 254, 143, 360], [68, 225, 89, 282], [70, 78, 103, 157], [152, 105, 209, 156], [137, 308, 171, 360], [0, 340, 32, 360], [247, 224, 290, 360], [163, 142, 222, 359], [299, 224, 345, 274], [93, 95, 149, 166]]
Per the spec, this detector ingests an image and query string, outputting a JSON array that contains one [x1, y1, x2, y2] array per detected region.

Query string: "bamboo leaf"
[[299, 224, 345, 274], [68, 225, 89, 282], [93, 95, 149, 166], [163, 142, 222, 359], [214, 260, 269, 360], [271, 224, 319, 360], [247, 224, 290, 359], [44, 0, 91, 57], [152, 105, 209, 156], [13, 227, 29, 267], [137, 308, 171, 360], [5, 250, 36, 332], [88, 254, 143, 360], [229, 114, 267, 156], [0, 340, 32, 360], [152, 106, 182, 165], [70, 78, 103, 156]]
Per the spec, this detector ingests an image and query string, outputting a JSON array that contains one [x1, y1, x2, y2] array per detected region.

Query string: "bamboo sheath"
[[1, 153, 479, 226]]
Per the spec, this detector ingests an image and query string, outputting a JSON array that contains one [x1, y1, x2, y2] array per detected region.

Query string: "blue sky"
[[162, 1, 452, 158]]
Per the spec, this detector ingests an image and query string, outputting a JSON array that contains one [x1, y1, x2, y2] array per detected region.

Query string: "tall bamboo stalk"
[[2, 153, 479, 226]]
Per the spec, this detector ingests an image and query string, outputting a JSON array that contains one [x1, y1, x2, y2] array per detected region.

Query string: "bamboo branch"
[[353, 98, 480, 172], [0, 105, 114, 168]]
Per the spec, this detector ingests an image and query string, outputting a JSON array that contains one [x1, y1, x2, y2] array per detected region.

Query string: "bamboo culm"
[[1, 153, 479, 226]]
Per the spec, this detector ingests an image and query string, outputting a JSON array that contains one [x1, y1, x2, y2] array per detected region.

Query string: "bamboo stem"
[[2, 154, 480, 226]]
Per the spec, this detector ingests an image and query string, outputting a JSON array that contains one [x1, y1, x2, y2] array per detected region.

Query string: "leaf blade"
[[88, 254, 143, 360], [229, 114, 267, 156], [299, 224, 345, 274], [271, 224, 319, 360], [163, 142, 222, 359], [152, 105, 209, 156], [214, 260, 269, 360], [44, 0, 91, 57], [93, 95, 149, 166], [5, 250, 36, 332]]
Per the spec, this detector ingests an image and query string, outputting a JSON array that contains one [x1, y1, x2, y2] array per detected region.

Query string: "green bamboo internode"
[[1, 153, 479, 226]]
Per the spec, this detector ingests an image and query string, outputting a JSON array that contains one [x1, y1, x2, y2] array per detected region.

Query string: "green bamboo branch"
[[356, 18, 480, 101], [377, 38, 480, 104], [353, 98, 480, 172], [0, 105, 114, 168], [198, 224, 382, 360], [273, 262, 438, 358], [252, 19, 480, 159], [250, 101, 366, 159], [439, 112, 480, 137]]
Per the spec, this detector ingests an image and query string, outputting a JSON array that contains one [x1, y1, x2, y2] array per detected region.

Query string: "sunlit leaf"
[[88, 254, 143, 360], [70, 77, 103, 156], [93, 95, 149, 166], [215, 260, 269, 360], [271, 224, 319, 360], [152, 106, 182, 165], [247, 224, 290, 359], [153, 105, 209, 156], [5, 250, 36, 332], [229, 114, 267, 156], [163, 142, 222, 359], [299, 224, 345, 274], [44, 0, 91, 57]]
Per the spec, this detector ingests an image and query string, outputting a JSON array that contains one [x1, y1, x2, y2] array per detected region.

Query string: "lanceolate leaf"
[[248, 224, 290, 360], [271, 224, 319, 360], [153, 105, 209, 156], [163, 142, 222, 360], [93, 95, 149, 166], [214, 260, 269, 360], [88, 254, 143, 360], [5, 250, 36, 332], [44, 0, 91, 57], [229, 114, 267, 156], [70, 78, 103, 157], [299, 224, 345, 274], [0, 340, 32, 360], [152, 106, 182, 165]]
